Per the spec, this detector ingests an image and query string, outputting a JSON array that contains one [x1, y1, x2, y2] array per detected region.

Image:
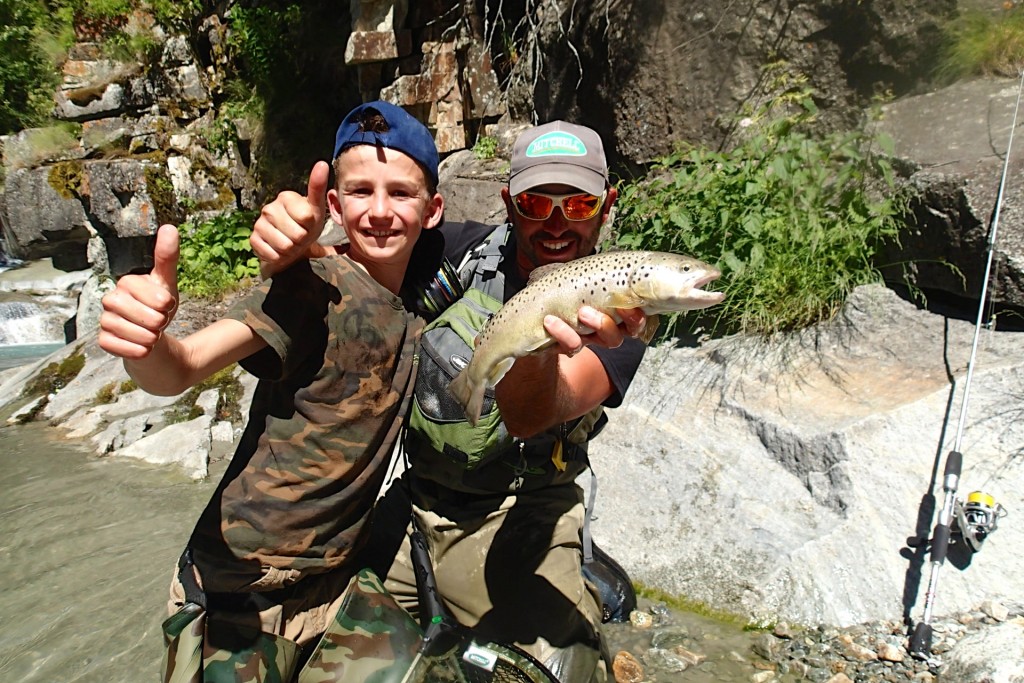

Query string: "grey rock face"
[[878, 78, 1024, 311], [587, 284, 1023, 628]]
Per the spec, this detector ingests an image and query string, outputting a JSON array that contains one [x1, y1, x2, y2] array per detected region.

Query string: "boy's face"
[[327, 144, 443, 273]]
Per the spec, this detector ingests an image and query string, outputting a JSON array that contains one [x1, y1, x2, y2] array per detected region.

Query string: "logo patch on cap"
[[525, 132, 587, 158]]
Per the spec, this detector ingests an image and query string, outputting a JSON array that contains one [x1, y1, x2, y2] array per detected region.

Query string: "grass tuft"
[[935, 6, 1024, 83]]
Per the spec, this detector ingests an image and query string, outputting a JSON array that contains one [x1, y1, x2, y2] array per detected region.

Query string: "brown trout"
[[448, 250, 725, 425]]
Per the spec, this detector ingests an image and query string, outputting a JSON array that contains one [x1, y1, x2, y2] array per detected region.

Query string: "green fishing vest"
[[406, 224, 604, 478]]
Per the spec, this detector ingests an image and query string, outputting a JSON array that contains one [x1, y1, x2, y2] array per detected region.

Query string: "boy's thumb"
[[307, 161, 330, 226], [150, 224, 180, 292]]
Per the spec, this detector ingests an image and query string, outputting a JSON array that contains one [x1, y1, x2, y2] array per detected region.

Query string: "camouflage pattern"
[[202, 627, 299, 683], [162, 603, 205, 683], [188, 256, 421, 593], [162, 602, 301, 682], [298, 569, 422, 682], [161, 569, 426, 683]]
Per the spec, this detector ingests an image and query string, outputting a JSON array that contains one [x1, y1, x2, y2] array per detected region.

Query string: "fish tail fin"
[[448, 370, 484, 426]]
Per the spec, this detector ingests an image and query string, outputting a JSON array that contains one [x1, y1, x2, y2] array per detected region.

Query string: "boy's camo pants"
[[161, 566, 421, 682]]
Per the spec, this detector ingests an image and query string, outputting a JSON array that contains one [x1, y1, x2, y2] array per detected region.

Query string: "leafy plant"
[[178, 210, 261, 297], [0, 0, 59, 134], [934, 6, 1024, 83], [610, 91, 909, 340], [472, 135, 499, 160], [226, 4, 303, 91]]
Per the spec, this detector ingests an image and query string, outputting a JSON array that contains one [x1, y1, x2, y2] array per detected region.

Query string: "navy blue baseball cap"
[[333, 100, 439, 187]]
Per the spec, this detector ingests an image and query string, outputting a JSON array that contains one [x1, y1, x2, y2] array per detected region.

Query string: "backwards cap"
[[508, 121, 608, 197], [333, 100, 439, 186]]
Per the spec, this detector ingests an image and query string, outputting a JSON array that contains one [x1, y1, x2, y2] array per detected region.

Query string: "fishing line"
[[949, 69, 1023, 454]]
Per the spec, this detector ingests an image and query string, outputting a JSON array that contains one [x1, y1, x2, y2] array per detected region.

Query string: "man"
[[253, 120, 646, 682]]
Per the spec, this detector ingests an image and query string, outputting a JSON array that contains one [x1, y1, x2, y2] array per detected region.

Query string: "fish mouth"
[[692, 270, 725, 302]]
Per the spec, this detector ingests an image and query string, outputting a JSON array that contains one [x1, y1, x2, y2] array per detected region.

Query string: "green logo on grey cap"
[[525, 132, 587, 157]]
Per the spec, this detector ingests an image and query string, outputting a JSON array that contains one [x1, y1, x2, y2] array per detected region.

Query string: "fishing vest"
[[406, 223, 605, 492]]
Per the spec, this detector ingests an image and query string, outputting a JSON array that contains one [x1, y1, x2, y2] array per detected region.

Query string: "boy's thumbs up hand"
[[99, 224, 181, 360], [251, 161, 331, 276]]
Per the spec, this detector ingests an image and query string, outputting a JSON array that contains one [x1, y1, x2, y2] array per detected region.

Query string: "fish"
[[447, 250, 725, 425]]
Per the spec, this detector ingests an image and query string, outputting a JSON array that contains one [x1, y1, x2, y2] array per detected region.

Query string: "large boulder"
[[587, 284, 1023, 627], [2, 165, 91, 269], [877, 77, 1024, 311]]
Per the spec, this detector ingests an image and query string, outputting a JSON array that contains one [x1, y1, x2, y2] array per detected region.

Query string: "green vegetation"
[[0, 0, 59, 134], [610, 87, 908, 340], [178, 210, 261, 297], [472, 135, 499, 160], [165, 365, 243, 424], [935, 5, 1024, 83], [634, 583, 753, 629], [22, 349, 86, 398], [47, 159, 85, 199], [119, 378, 138, 393], [95, 381, 116, 404]]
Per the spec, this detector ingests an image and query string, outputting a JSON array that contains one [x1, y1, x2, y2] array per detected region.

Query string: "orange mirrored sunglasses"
[[512, 190, 606, 221]]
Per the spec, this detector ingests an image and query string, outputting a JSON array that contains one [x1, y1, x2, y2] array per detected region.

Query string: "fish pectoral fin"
[[488, 357, 517, 386], [604, 292, 646, 309], [639, 313, 661, 344], [526, 337, 557, 354]]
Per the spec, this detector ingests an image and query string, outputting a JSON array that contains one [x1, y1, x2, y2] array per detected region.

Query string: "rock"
[[586, 284, 1024, 627], [112, 414, 213, 480], [824, 674, 853, 683], [629, 610, 654, 629], [875, 640, 905, 662], [939, 621, 1024, 682], [980, 599, 1009, 622], [611, 650, 644, 683], [878, 77, 1024, 310]]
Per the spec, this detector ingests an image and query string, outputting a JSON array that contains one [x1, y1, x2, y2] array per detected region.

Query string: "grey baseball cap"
[[508, 121, 608, 197]]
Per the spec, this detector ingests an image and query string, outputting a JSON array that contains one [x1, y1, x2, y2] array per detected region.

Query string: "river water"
[[0, 422, 212, 682]]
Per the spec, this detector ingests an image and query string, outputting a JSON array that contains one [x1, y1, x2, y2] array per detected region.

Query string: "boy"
[[99, 100, 444, 680]]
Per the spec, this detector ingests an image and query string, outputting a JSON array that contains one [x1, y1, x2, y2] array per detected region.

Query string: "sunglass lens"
[[515, 193, 553, 220], [564, 194, 601, 220]]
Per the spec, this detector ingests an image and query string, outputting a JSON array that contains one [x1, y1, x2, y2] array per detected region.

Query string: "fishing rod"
[[908, 70, 1020, 661]]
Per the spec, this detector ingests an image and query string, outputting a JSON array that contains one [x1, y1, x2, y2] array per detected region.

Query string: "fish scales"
[[447, 250, 725, 425]]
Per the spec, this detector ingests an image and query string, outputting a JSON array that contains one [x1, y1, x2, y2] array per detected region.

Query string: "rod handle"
[[409, 525, 462, 657], [945, 450, 963, 479], [930, 524, 951, 564]]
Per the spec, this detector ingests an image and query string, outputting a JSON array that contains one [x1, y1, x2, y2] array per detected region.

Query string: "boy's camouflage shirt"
[[188, 256, 417, 593]]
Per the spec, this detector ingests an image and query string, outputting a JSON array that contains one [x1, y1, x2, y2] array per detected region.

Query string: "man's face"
[[502, 183, 618, 276]]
